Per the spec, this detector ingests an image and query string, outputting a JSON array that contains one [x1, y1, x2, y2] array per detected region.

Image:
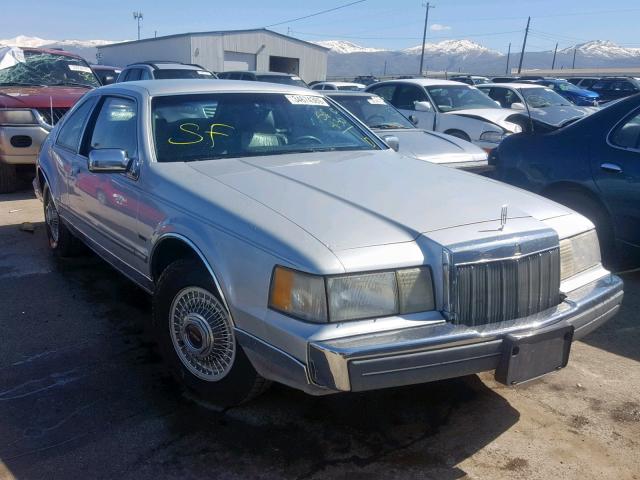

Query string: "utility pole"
[[154, 30, 157, 38], [517, 16, 530, 74], [383, 60, 387, 76], [133, 11, 143, 40], [505, 42, 511, 75], [419, 2, 435, 76], [572, 48, 577, 69], [551, 42, 558, 70]]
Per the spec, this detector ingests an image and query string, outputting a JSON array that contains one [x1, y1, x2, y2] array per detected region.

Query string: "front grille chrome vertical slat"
[[36, 108, 69, 127], [451, 248, 560, 326]]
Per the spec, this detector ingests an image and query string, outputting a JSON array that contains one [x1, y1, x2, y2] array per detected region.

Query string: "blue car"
[[491, 94, 640, 268], [533, 79, 600, 106]]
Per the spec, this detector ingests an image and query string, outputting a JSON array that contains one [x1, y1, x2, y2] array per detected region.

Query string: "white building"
[[97, 29, 329, 83]]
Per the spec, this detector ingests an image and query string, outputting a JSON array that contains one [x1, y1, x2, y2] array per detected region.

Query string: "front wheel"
[[153, 259, 270, 406], [43, 186, 78, 257]]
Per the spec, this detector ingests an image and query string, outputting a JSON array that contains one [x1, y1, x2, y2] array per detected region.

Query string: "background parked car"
[[449, 75, 491, 85], [477, 83, 597, 130], [217, 70, 307, 87], [589, 77, 640, 103], [91, 64, 122, 85], [117, 61, 217, 82], [528, 78, 600, 106], [491, 93, 640, 268], [312, 81, 365, 91], [365, 79, 523, 151], [325, 91, 489, 172], [567, 77, 601, 90], [353, 75, 379, 85], [0, 46, 100, 192], [491, 76, 520, 83]]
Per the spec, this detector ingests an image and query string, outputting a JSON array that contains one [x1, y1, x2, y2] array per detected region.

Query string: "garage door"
[[223, 51, 256, 71]]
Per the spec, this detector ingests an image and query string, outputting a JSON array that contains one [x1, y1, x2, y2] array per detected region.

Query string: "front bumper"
[[0, 125, 49, 165], [306, 273, 623, 392]]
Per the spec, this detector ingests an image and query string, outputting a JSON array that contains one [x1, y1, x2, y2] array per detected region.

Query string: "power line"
[[264, 0, 367, 28], [291, 29, 522, 41]]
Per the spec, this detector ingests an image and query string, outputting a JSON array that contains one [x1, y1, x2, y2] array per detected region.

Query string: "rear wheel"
[[153, 259, 270, 406], [0, 162, 18, 194], [43, 186, 78, 257]]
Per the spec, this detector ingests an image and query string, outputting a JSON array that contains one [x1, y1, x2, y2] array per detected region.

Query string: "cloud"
[[430, 24, 452, 31]]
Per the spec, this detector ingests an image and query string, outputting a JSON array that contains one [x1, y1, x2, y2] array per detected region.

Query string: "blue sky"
[[2, 0, 639, 53]]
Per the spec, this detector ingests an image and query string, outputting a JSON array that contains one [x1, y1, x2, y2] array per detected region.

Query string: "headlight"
[[0, 109, 37, 125], [559, 230, 601, 281], [479, 130, 506, 143], [269, 266, 435, 323]]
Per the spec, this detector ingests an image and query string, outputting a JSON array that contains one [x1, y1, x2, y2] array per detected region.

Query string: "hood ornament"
[[499, 204, 508, 231]]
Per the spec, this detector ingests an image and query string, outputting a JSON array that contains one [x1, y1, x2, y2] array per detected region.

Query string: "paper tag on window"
[[367, 96, 386, 105], [197, 70, 213, 76], [68, 64, 92, 73], [285, 95, 328, 106]]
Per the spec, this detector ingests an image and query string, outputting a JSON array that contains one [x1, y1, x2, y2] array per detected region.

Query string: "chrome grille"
[[452, 248, 561, 326], [36, 108, 69, 127]]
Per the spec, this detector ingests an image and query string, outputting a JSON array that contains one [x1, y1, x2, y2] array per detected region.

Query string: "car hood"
[[189, 149, 571, 251], [0, 86, 90, 108], [528, 104, 596, 127], [375, 128, 487, 163], [445, 108, 522, 132]]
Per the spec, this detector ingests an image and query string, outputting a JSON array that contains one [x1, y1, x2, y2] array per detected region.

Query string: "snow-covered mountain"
[[0, 35, 125, 62], [321, 38, 640, 77], [314, 40, 386, 54]]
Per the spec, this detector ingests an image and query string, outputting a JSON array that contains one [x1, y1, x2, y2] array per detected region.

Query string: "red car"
[[0, 46, 100, 192]]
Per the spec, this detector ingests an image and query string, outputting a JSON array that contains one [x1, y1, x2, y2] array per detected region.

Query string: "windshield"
[[256, 75, 308, 88], [554, 81, 583, 93], [426, 85, 500, 112], [521, 87, 571, 107], [155, 69, 215, 80], [153, 93, 381, 162], [0, 49, 100, 87], [332, 95, 414, 129]]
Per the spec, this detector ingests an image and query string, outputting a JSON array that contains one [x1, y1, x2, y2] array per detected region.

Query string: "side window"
[[610, 110, 640, 150], [393, 85, 428, 110], [368, 84, 396, 103], [591, 80, 609, 91], [619, 81, 637, 92], [125, 69, 142, 82], [55, 98, 96, 152], [87, 97, 138, 158], [139, 68, 152, 80], [486, 87, 507, 107]]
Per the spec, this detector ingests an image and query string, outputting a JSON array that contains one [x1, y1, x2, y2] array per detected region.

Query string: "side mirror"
[[511, 102, 526, 111], [408, 114, 419, 126], [88, 149, 130, 173], [381, 135, 400, 152], [414, 101, 432, 112], [102, 75, 116, 85]]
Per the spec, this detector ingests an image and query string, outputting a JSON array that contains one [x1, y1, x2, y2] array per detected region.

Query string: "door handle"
[[600, 163, 623, 173]]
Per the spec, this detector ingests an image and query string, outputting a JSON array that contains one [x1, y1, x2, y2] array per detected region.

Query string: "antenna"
[[133, 11, 143, 40]]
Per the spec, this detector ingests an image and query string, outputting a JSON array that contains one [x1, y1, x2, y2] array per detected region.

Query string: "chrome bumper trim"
[[307, 273, 623, 392]]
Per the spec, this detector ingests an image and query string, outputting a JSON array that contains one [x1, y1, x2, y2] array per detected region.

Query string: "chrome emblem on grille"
[[500, 204, 508, 231]]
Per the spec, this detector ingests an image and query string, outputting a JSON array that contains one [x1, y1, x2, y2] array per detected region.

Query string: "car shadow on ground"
[[581, 269, 640, 363], [0, 223, 521, 479]]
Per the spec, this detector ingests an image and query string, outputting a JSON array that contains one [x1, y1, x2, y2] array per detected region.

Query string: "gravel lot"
[[1, 190, 638, 480]]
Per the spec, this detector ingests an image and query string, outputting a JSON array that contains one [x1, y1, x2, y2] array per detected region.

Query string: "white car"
[[366, 79, 523, 151], [312, 81, 366, 91]]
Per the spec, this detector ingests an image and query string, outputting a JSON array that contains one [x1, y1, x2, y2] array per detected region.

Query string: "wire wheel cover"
[[169, 287, 235, 381], [45, 197, 59, 243]]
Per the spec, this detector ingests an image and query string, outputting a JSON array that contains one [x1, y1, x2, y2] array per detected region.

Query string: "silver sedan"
[[35, 80, 623, 405]]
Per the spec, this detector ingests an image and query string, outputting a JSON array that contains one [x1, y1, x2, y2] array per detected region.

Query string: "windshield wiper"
[[369, 123, 408, 129], [0, 81, 47, 87], [50, 82, 95, 88]]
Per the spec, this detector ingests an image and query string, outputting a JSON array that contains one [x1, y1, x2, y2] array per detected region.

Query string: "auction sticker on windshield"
[[68, 64, 92, 73], [285, 95, 328, 106], [367, 97, 386, 105]]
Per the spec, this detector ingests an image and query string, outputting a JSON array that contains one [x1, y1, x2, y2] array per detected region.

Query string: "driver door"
[[392, 84, 436, 131]]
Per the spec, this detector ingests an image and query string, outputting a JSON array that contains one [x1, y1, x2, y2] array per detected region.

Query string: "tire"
[[444, 130, 471, 142], [548, 189, 617, 268], [43, 186, 78, 257], [153, 259, 270, 406], [0, 162, 18, 194]]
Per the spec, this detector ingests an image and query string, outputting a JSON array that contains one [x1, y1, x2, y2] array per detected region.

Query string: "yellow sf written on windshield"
[[168, 123, 235, 147]]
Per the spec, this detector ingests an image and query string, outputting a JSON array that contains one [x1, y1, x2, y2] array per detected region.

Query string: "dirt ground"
[[1, 191, 638, 480]]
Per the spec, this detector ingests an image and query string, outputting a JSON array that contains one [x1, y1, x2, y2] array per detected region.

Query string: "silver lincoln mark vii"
[[34, 80, 624, 405]]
